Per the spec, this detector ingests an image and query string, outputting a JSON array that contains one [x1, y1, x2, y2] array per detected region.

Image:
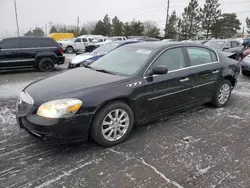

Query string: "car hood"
[[71, 54, 95, 64], [220, 51, 235, 57], [24, 68, 129, 105]]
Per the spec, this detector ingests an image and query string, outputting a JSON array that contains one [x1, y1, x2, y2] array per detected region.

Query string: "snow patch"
[[35, 158, 101, 188], [232, 90, 250, 97], [0, 80, 34, 98], [196, 166, 211, 176], [0, 106, 16, 126]]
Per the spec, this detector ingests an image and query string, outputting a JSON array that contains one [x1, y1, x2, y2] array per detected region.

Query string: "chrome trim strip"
[[0, 59, 22, 63], [0, 59, 35, 63], [1, 47, 57, 51], [192, 81, 215, 89], [148, 88, 191, 101]]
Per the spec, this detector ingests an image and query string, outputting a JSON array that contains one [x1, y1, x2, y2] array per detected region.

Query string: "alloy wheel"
[[101, 109, 129, 142], [218, 83, 230, 105]]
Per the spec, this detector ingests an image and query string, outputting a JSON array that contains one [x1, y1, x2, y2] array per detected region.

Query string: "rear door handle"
[[212, 70, 219, 74], [180, 78, 189, 82]]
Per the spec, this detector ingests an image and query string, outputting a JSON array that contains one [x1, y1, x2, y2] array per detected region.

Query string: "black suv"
[[0, 37, 65, 72]]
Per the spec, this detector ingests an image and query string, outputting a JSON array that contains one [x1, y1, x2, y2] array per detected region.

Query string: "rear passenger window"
[[18, 39, 39, 48], [187, 47, 213, 66], [74, 38, 81, 42], [38, 39, 55, 47], [0, 39, 19, 49]]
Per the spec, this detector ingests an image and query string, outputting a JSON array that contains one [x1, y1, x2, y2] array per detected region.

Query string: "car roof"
[[2, 36, 52, 40], [123, 41, 210, 50]]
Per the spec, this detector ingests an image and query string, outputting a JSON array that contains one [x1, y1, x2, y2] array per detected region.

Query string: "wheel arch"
[[91, 97, 139, 127], [223, 75, 236, 88], [35, 53, 57, 66]]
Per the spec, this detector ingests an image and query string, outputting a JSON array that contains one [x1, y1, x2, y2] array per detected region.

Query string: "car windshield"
[[90, 45, 154, 76], [92, 42, 120, 53], [204, 40, 226, 49]]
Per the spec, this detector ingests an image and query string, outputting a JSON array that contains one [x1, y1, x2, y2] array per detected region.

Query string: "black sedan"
[[16, 42, 240, 147]]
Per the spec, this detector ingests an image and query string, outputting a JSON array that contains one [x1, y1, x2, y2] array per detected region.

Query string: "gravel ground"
[[1, 57, 250, 188]]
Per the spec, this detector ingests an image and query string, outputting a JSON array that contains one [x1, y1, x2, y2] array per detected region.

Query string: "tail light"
[[59, 47, 63, 55]]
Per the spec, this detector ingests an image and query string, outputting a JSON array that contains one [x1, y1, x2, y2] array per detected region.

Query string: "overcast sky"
[[0, 0, 249, 37]]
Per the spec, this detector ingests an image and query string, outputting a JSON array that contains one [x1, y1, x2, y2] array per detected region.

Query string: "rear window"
[[38, 39, 56, 47], [18, 38, 39, 48]]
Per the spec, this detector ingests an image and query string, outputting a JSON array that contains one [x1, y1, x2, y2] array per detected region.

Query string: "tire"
[[91, 101, 134, 147], [38, 58, 55, 72], [212, 80, 232, 108], [242, 70, 250, 77], [66, 46, 74, 53]]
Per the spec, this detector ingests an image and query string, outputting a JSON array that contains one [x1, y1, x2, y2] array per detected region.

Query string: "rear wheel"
[[38, 58, 55, 72], [91, 102, 134, 147], [212, 80, 232, 108], [66, 46, 74, 53], [242, 70, 250, 76]]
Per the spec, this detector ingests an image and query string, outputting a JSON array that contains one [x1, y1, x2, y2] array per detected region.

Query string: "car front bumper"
[[16, 109, 93, 143]]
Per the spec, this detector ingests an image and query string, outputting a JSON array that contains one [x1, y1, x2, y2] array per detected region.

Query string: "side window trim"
[[184, 46, 220, 69], [143, 47, 188, 77]]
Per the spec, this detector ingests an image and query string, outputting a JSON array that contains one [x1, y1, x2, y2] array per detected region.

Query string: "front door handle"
[[212, 70, 219, 74], [180, 78, 189, 82]]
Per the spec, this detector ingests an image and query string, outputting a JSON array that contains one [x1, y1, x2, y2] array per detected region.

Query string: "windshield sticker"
[[136, 49, 152, 55]]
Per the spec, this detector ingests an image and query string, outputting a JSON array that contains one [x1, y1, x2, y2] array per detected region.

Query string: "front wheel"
[[212, 80, 232, 108], [91, 102, 134, 147]]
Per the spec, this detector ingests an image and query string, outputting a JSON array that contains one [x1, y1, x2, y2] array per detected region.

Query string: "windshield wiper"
[[95, 69, 116, 75], [83, 64, 95, 70]]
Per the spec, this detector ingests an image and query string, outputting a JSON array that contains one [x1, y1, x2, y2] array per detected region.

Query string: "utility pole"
[[45, 24, 47, 36], [164, 0, 170, 38], [14, 0, 20, 36], [166, 0, 170, 24], [242, 27, 245, 38], [77, 16, 80, 36]]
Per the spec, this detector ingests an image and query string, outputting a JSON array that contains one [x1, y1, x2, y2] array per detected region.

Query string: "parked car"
[[241, 51, 250, 76], [109, 36, 127, 41], [84, 37, 110, 53], [0, 37, 65, 72], [61, 35, 105, 54], [204, 39, 243, 53], [68, 40, 139, 69], [162, 39, 177, 42], [58, 38, 76, 46], [16, 42, 240, 146], [204, 39, 244, 61]]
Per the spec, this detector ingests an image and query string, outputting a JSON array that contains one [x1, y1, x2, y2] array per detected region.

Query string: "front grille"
[[16, 92, 33, 117]]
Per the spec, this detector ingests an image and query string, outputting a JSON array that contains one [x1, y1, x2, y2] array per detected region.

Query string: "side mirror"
[[223, 46, 230, 50], [148, 65, 168, 76]]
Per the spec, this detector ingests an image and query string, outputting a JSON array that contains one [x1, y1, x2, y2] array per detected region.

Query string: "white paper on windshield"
[[136, 49, 152, 55]]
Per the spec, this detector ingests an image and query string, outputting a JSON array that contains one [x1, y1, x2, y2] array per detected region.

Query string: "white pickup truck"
[[61, 35, 105, 53]]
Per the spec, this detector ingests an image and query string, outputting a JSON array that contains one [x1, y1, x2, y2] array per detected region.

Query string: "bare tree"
[[83, 21, 97, 34], [143, 21, 160, 37]]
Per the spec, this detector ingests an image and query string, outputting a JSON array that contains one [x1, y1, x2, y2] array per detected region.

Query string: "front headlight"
[[37, 98, 82, 118], [80, 59, 95, 66]]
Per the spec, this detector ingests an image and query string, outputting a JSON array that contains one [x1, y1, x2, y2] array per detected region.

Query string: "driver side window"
[[152, 47, 185, 72], [75, 38, 81, 42]]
